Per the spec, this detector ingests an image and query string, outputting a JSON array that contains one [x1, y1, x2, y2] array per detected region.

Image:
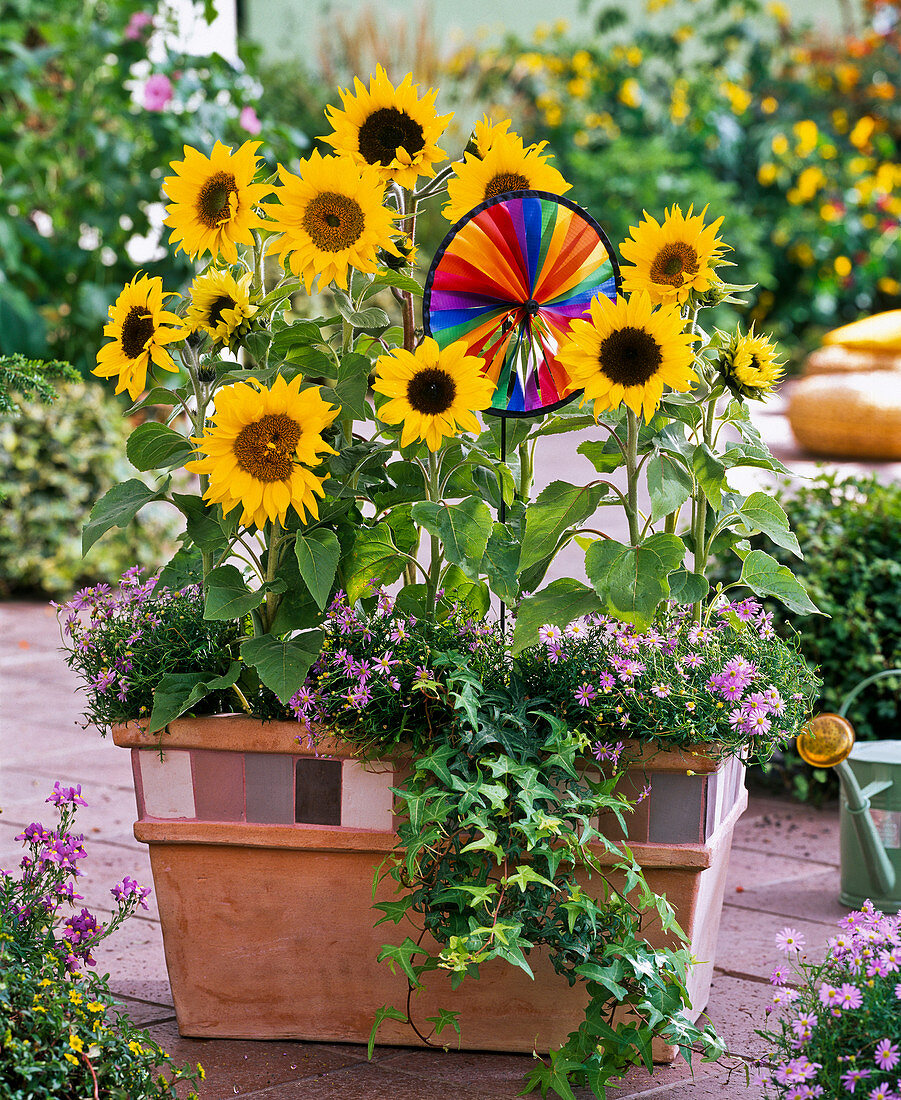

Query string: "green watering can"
[[796, 671, 901, 915]]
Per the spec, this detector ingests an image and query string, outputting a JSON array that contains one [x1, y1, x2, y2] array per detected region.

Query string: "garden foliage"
[[0, 0, 307, 373], [450, 0, 901, 347], [0, 383, 175, 596]]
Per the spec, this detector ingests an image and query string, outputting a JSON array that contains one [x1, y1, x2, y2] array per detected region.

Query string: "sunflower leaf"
[[295, 529, 341, 610], [333, 296, 391, 330], [147, 662, 242, 735], [126, 421, 194, 472], [345, 523, 407, 602], [511, 579, 603, 654], [82, 478, 169, 555], [519, 481, 606, 571], [241, 632, 323, 704], [585, 534, 686, 629], [646, 452, 694, 522], [411, 496, 492, 580], [362, 271, 423, 298], [738, 550, 820, 616], [203, 565, 286, 621]]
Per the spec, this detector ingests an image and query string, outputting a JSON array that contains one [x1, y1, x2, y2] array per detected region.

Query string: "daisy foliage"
[[756, 903, 901, 1100]]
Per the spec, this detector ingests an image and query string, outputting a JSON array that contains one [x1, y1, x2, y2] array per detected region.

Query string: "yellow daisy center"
[[358, 107, 425, 165], [599, 327, 663, 386], [120, 307, 155, 359], [484, 171, 530, 198], [302, 192, 365, 252], [207, 295, 237, 327], [649, 241, 699, 287], [407, 367, 457, 414], [233, 413, 301, 482], [196, 172, 238, 229]]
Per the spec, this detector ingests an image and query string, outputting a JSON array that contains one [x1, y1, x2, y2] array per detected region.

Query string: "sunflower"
[[717, 326, 785, 400], [465, 115, 513, 157], [185, 375, 340, 530], [323, 65, 452, 189], [443, 131, 571, 222], [556, 291, 698, 421], [262, 151, 398, 292], [184, 268, 257, 349], [93, 274, 184, 400], [619, 204, 727, 306], [163, 141, 271, 263], [373, 337, 495, 451]]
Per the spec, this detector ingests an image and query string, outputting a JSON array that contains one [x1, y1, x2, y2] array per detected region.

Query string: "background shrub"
[[0, 383, 176, 597], [713, 470, 901, 800]]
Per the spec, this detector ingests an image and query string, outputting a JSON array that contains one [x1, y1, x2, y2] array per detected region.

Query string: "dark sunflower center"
[[484, 172, 530, 199], [196, 172, 238, 229], [357, 107, 425, 166], [406, 367, 456, 415], [650, 242, 699, 286], [302, 192, 365, 253], [598, 326, 663, 387], [232, 413, 302, 483], [120, 307, 155, 359], [207, 295, 236, 328]]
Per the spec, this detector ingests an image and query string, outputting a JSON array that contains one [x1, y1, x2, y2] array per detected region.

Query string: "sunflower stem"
[[691, 395, 717, 621], [625, 409, 641, 547], [425, 448, 442, 618], [262, 518, 286, 634]]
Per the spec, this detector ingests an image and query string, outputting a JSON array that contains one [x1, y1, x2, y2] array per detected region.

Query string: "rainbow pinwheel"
[[423, 191, 620, 417]]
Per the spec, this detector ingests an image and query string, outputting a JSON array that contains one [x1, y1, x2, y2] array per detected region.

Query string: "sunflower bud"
[[715, 325, 785, 401], [378, 235, 417, 271]]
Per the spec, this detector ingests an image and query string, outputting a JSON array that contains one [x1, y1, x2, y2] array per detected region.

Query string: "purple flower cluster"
[[759, 903, 901, 1100], [287, 587, 498, 737], [4, 784, 152, 974], [525, 598, 817, 756]]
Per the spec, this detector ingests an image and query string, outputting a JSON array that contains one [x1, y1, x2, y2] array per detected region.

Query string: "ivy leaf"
[[646, 453, 693, 522], [519, 481, 605, 571], [126, 421, 194, 472], [83, 478, 169, 555], [511, 579, 603, 654], [295, 528, 340, 610], [240, 631, 322, 703], [585, 534, 685, 629], [368, 1005, 408, 1059], [147, 662, 241, 735], [735, 492, 802, 558], [738, 549, 821, 616]]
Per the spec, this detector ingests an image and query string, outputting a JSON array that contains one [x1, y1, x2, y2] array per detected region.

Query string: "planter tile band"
[[191, 750, 245, 822], [138, 749, 196, 819], [245, 753, 295, 823], [295, 758, 342, 825], [340, 760, 394, 831]]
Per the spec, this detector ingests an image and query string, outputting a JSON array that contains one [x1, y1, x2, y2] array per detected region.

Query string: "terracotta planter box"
[[112, 717, 746, 1059]]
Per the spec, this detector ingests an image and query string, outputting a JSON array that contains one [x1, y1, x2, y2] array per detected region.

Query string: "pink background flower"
[[143, 74, 174, 112]]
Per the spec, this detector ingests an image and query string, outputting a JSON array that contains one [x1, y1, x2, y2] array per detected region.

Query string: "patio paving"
[[1, 385, 895, 1098]]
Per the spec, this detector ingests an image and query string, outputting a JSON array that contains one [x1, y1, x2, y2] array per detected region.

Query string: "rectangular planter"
[[113, 717, 746, 1058]]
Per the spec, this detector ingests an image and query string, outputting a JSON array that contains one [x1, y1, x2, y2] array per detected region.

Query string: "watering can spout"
[[796, 715, 897, 898]]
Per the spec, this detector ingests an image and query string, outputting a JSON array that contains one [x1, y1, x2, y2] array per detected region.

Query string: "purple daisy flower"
[[776, 927, 806, 953], [574, 682, 597, 707], [875, 1039, 900, 1072]]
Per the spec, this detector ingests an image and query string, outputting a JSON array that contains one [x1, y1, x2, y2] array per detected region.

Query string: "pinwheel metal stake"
[[423, 190, 622, 628]]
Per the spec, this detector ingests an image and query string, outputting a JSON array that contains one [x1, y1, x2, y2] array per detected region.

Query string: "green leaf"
[[147, 663, 241, 735], [519, 481, 605, 571], [691, 443, 726, 509], [735, 492, 802, 558], [126, 421, 194, 472], [345, 523, 407, 602], [241, 632, 322, 703], [667, 569, 709, 604], [295, 528, 341, 610], [203, 565, 284, 620], [482, 522, 520, 603], [334, 352, 370, 420], [362, 271, 423, 298], [738, 549, 821, 616], [511, 579, 603, 654], [576, 439, 624, 473], [411, 496, 493, 579], [585, 534, 685, 629], [171, 494, 228, 554], [333, 296, 390, 330], [368, 1004, 408, 1059], [82, 478, 168, 555], [123, 386, 182, 415], [154, 546, 204, 593], [646, 453, 693, 522]]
